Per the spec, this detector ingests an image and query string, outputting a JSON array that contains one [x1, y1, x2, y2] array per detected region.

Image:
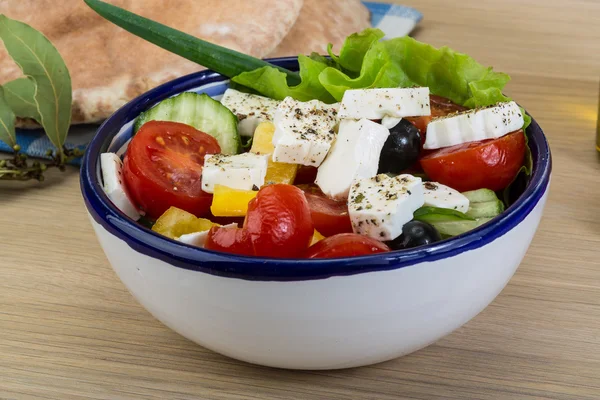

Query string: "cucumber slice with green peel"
[[429, 218, 493, 237], [134, 92, 241, 154], [461, 188, 505, 220], [465, 199, 505, 219], [462, 189, 498, 203], [413, 190, 504, 237]]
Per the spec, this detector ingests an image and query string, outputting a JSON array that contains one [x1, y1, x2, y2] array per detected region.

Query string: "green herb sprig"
[[0, 146, 83, 181], [0, 15, 74, 181]]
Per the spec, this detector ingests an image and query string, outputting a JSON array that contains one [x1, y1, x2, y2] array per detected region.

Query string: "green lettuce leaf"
[[413, 206, 475, 222], [319, 40, 411, 102], [232, 29, 521, 115], [232, 54, 335, 103], [309, 52, 339, 69], [320, 33, 515, 108], [521, 109, 532, 130], [231, 28, 531, 132], [327, 28, 385, 74], [381, 36, 511, 108]]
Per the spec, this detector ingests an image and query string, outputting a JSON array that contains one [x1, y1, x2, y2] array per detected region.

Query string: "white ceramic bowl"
[[81, 58, 552, 370]]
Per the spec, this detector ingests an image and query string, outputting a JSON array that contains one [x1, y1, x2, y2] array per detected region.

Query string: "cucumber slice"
[[430, 218, 493, 237], [465, 200, 505, 219], [413, 190, 504, 237], [134, 92, 241, 154], [462, 189, 498, 203], [461, 189, 505, 220]]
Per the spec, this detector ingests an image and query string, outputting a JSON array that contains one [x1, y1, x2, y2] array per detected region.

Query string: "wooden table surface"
[[2, 0, 600, 399]]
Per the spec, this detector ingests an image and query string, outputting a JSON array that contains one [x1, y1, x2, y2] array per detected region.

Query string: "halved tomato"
[[304, 233, 390, 259], [406, 95, 467, 144], [420, 130, 526, 192], [297, 185, 353, 237], [122, 121, 220, 218], [245, 184, 314, 258]]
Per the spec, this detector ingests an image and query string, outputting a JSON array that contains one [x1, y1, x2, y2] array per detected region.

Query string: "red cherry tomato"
[[304, 233, 390, 259], [205, 226, 254, 256], [123, 121, 220, 218], [420, 130, 526, 192], [244, 184, 314, 258], [297, 185, 353, 237], [406, 95, 467, 144]]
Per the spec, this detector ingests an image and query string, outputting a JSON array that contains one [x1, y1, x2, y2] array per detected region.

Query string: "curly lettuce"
[[319, 40, 410, 102], [232, 28, 530, 129], [232, 54, 336, 103], [326, 28, 385, 75]]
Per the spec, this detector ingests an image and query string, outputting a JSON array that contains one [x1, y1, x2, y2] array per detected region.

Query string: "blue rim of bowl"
[[81, 57, 552, 282]]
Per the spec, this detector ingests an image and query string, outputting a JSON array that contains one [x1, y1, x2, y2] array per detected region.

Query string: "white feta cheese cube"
[[348, 174, 424, 241], [177, 223, 238, 247], [220, 88, 280, 137], [100, 153, 141, 221], [338, 87, 431, 120], [424, 101, 524, 149], [177, 230, 210, 247], [201, 153, 269, 194], [381, 116, 402, 129], [272, 97, 339, 167], [423, 182, 469, 213], [315, 119, 390, 200]]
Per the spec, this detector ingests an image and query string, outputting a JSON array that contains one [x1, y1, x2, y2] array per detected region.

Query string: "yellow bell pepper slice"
[[152, 206, 217, 239], [250, 121, 298, 185], [310, 229, 326, 246], [265, 161, 299, 186], [210, 184, 258, 217], [250, 121, 277, 155]]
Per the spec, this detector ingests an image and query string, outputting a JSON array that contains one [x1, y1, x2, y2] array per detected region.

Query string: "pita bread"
[[0, 0, 303, 127], [268, 0, 371, 58]]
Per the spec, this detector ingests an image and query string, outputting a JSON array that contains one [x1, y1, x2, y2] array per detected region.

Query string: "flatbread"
[[0, 0, 304, 127], [268, 0, 371, 58]]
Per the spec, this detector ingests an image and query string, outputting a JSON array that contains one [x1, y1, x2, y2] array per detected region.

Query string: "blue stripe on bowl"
[[81, 57, 552, 282]]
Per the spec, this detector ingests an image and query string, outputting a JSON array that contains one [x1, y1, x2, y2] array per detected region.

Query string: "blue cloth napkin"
[[0, 2, 422, 164]]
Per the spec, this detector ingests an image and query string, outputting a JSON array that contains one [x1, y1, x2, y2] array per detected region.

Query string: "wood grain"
[[1, 0, 599, 399]]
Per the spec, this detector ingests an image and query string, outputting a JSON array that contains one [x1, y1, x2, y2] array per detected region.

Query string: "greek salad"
[[99, 30, 530, 259]]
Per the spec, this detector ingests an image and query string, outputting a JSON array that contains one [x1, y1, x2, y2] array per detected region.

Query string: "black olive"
[[377, 119, 421, 174], [387, 221, 442, 250]]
